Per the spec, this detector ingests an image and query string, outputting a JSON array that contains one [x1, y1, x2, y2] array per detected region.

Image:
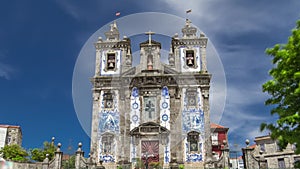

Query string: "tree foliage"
[[0, 144, 28, 162], [30, 141, 56, 162], [261, 20, 300, 153], [61, 155, 75, 169]]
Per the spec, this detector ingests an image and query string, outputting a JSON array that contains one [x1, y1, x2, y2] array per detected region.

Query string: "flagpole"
[[186, 9, 192, 21]]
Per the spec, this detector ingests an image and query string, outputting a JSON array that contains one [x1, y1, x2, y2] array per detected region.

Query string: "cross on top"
[[145, 31, 155, 45]]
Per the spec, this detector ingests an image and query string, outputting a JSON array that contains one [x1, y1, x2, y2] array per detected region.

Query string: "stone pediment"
[[121, 67, 136, 76], [163, 64, 179, 74], [129, 122, 169, 136]]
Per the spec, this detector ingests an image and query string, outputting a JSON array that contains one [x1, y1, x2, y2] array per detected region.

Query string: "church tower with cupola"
[[90, 19, 212, 168]]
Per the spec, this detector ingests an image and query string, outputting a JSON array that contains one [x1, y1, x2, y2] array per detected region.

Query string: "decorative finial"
[[245, 139, 250, 146], [110, 24, 114, 31], [51, 137, 55, 146], [57, 143, 61, 152], [185, 19, 192, 27], [113, 20, 117, 29], [77, 142, 82, 152]]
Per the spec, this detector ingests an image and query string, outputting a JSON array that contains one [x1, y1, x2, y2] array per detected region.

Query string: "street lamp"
[[145, 152, 149, 169]]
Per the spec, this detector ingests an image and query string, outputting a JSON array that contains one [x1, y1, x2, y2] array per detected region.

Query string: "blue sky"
[[1, 0, 300, 155]]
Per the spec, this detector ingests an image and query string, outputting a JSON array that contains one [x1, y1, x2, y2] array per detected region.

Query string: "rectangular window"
[[276, 141, 282, 151], [211, 132, 218, 145], [260, 143, 265, 152], [103, 91, 114, 109], [6, 136, 11, 144], [278, 158, 286, 168], [188, 131, 199, 152], [143, 97, 156, 122]]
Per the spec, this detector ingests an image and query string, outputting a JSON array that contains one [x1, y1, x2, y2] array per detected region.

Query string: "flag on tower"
[[186, 9, 192, 13], [115, 11, 121, 16]]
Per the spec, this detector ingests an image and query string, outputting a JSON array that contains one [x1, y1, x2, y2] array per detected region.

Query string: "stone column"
[[242, 139, 258, 169], [258, 151, 267, 169], [202, 88, 212, 163], [42, 154, 49, 169], [90, 90, 101, 163], [87, 153, 97, 169], [221, 141, 230, 169], [54, 143, 63, 169], [75, 142, 84, 169]]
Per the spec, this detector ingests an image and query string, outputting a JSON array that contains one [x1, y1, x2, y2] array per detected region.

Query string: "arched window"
[[187, 131, 200, 152], [101, 133, 115, 153]]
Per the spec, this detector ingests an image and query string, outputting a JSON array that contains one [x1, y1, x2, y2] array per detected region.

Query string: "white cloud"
[[55, 1, 80, 20], [0, 52, 15, 80]]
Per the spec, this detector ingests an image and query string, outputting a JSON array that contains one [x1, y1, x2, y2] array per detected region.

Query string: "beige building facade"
[[0, 124, 22, 149], [254, 135, 300, 168]]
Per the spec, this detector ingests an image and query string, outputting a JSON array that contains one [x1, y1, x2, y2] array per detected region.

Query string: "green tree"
[[30, 141, 56, 162], [0, 144, 29, 162], [261, 20, 300, 153], [61, 155, 75, 169]]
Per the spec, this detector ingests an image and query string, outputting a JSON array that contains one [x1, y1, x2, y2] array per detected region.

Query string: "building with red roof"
[[210, 123, 229, 158]]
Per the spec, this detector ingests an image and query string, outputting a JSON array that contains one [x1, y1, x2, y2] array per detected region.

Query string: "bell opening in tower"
[[107, 53, 116, 70], [186, 50, 195, 67]]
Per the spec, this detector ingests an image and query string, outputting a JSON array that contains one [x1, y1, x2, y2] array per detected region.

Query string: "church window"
[[106, 53, 116, 71], [103, 91, 114, 109], [143, 97, 156, 122], [187, 131, 199, 152], [186, 50, 195, 68], [147, 54, 153, 70], [101, 133, 114, 153], [186, 88, 197, 108], [278, 158, 286, 168], [260, 143, 265, 152]]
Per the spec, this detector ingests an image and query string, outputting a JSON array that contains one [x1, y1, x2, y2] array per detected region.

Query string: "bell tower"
[[90, 21, 132, 163]]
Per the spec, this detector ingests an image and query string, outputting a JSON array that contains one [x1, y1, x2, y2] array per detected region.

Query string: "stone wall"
[[8, 162, 43, 169]]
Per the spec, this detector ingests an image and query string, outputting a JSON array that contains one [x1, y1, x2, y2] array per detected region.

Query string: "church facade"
[[89, 19, 212, 167]]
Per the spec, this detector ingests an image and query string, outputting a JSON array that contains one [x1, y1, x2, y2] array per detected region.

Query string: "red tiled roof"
[[0, 124, 21, 129], [210, 123, 226, 129], [248, 144, 256, 148]]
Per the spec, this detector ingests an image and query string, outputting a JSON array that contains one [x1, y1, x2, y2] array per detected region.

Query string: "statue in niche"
[[147, 54, 153, 70]]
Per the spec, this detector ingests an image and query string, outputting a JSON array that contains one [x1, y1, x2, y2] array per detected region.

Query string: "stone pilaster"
[[202, 88, 212, 163], [95, 49, 101, 76], [75, 142, 84, 169], [200, 46, 207, 72], [54, 143, 63, 169], [90, 90, 100, 162]]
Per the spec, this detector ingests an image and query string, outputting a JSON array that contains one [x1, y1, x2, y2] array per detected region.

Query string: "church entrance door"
[[141, 140, 159, 164]]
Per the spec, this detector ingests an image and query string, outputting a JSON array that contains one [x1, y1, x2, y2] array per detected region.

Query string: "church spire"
[[105, 21, 120, 41]]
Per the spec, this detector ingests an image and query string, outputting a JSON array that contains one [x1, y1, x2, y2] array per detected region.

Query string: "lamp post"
[[145, 152, 149, 169]]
